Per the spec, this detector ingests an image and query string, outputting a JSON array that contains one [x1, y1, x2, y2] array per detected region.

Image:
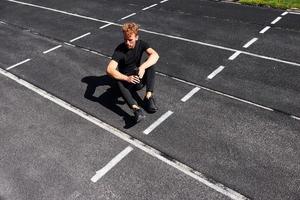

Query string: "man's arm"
[[138, 48, 159, 78], [106, 60, 140, 84]]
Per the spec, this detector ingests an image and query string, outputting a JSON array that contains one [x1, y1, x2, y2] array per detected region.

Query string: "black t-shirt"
[[112, 40, 150, 75]]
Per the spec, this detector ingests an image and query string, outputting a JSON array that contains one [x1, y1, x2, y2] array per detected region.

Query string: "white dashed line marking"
[[243, 38, 258, 48], [281, 11, 288, 16], [99, 23, 112, 29], [289, 11, 300, 15], [181, 87, 201, 102], [160, 0, 169, 3], [6, 58, 31, 70], [259, 26, 271, 34], [228, 51, 241, 60], [142, 4, 158, 11], [120, 13, 136, 20], [43, 45, 62, 54], [91, 146, 133, 183], [143, 111, 173, 135], [271, 17, 282, 24], [69, 32, 91, 42], [207, 66, 225, 80]]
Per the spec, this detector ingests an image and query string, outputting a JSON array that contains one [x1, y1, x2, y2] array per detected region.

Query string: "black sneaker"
[[133, 108, 145, 123], [144, 96, 158, 113]]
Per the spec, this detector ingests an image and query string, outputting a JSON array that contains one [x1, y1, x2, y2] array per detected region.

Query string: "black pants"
[[117, 66, 155, 108]]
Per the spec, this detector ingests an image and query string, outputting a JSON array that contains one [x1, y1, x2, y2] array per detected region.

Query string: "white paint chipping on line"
[[207, 66, 225, 80], [281, 11, 288, 16], [91, 146, 133, 182], [271, 17, 282, 24], [181, 87, 201, 102], [143, 111, 174, 135], [69, 32, 91, 42], [43, 45, 62, 54], [243, 38, 258, 48], [228, 51, 241, 60], [160, 0, 169, 3], [142, 4, 158, 11], [0, 68, 250, 200], [120, 13, 136, 20], [259, 26, 271, 34], [6, 58, 31, 70], [6, 0, 300, 67], [99, 23, 112, 29]]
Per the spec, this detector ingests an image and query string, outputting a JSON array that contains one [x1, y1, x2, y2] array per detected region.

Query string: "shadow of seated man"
[[81, 75, 142, 129]]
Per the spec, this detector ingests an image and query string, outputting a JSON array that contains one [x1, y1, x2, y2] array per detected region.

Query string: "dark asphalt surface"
[[0, 0, 300, 199]]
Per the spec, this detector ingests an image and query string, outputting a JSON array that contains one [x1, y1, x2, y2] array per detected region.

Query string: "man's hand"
[[127, 75, 140, 84], [138, 67, 145, 79]]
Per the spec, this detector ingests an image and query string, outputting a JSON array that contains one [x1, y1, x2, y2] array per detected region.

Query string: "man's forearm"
[[140, 53, 159, 69]]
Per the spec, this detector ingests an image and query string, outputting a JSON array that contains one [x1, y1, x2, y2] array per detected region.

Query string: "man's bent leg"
[[142, 65, 158, 113]]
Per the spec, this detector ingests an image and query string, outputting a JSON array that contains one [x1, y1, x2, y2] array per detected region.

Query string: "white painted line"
[[69, 32, 91, 42], [281, 11, 288, 16], [142, 4, 158, 11], [288, 11, 300, 15], [243, 38, 258, 48], [0, 21, 6, 24], [181, 87, 201, 102], [6, 0, 116, 25], [99, 23, 112, 29], [259, 26, 271, 34], [291, 115, 300, 121], [0, 68, 249, 200], [6, 58, 31, 70], [6, 0, 300, 67], [158, 72, 275, 112], [271, 17, 282, 24], [207, 66, 225, 80], [120, 13, 136, 20], [228, 51, 241, 60], [43, 45, 62, 54], [160, 0, 169, 3], [91, 146, 133, 182], [143, 111, 173, 135]]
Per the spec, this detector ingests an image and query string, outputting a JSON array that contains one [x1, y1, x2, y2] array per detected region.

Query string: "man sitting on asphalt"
[[106, 22, 159, 123]]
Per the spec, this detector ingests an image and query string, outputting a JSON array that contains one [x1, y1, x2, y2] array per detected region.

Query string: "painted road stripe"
[[207, 66, 225, 79], [291, 115, 300, 120], [243, 38, 258, 48], [6, 0, 300, 67], [181, 87, 200, 102], [142, 4, 158, 11], [6, 58, 31, 70], [0, 68, 249, 200], [99, 23, 112, 29], [281, 11, 288, 16], [6, 0, 115, 25], [69, 32, 91, 42], [120, 13, 136, 20], [259, 26, 271, 34], [43, 45, 62, 54], [91, 146, 133, 183], [143, 111, 174, 135], [289, 11, 300, 15], [228, 51, 241, 60], [271, 17, 282, 24], [160, 0, 169, 3]]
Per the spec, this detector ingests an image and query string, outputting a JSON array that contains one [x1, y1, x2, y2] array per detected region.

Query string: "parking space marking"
[[99, 23, 113, 29], [289, 11, 300, 15], [160, 0, 169, 3], [228, 51, 241, 60], [207, 66, 225, 80], [6, 58, 31, 70], [243, 38, 258, 48], [291, 115, 300, 120], [181, 87, 201, 102], [0, 68, 249, 200], [281, 11, 288, 16], [120, 13, 136, 20], [143, 111, 174, 135], [91, 146, 133, 183], [69, 32, 91, 42], [142, 4, 158, 11], [259, 26, 271, 34], [43, 45, 62, 54], [271, 17, 282, 24]]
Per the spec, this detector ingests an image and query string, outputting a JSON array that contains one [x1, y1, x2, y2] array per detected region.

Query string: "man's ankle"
[[145, 92, 153, 99], [132, 105, 140, 110]]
